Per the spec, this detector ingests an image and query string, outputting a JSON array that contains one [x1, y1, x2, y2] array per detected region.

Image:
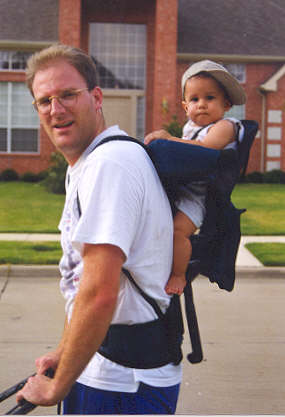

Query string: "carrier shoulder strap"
[[122, 268, 164, 319], [238, 120, 259, 180], [77, 135, 165, 320]]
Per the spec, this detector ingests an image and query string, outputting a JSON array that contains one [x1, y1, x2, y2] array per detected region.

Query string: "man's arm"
[[17, 243, 125, 406]]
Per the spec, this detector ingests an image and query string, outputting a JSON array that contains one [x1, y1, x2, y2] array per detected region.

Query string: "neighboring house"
[[0, 0, 285, 174]]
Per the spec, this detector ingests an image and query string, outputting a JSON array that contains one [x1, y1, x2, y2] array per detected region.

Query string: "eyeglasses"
[[33, 88, 89, 114]]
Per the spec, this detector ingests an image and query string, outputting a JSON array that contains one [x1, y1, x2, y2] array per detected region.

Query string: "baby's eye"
[[190, 97, 198, 102], [207, 95, 215, 100]]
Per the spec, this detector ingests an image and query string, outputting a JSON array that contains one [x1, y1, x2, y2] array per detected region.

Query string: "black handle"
[[4, 368, 54, 415], [183, 278, 203, 364]]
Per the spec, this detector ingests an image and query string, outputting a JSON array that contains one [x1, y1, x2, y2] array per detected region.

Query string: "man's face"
[[32, 59, 103, 165]]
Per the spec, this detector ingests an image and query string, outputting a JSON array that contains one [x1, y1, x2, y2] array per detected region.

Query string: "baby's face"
[[182, 75, 231, 126]]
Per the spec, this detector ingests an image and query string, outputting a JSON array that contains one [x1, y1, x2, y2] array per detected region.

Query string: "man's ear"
[[91, 86, 103, 111]]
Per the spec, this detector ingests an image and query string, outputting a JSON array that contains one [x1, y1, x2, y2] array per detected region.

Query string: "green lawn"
[[0, 182, 284, 235], [232, 183, 285, 235], [0, 181, 284, 265], [0, 241, 62, 265], [245, 242, 285, 267], [0, 182, 64, 233]]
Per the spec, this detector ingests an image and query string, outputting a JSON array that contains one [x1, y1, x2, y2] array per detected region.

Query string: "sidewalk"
[[0, 233, 285, 268]]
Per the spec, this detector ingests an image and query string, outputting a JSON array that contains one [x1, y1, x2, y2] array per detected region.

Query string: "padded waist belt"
[[98, 294, 184, 369], [99, 318, 173, 369]]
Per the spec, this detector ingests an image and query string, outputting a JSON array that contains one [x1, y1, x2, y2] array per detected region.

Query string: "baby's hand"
[[144, 129, 172, 145]]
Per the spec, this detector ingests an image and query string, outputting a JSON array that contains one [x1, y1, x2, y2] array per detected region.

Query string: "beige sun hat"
[[181, 60, 246, 105]]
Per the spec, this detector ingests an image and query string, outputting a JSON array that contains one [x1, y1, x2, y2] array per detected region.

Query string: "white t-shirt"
[[58, 125, 182, 393]]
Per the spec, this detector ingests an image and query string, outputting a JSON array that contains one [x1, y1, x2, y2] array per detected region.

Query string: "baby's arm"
[[144, 129, 176, 144], [145, 120, 235, 150], [197, 119, 235, 150]]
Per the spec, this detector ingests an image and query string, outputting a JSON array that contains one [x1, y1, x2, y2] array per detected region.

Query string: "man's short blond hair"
[[26, 43, 98, 96]]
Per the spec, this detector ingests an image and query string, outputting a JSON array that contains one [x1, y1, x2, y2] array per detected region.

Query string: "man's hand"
[[15, 374, 66, 407], [35, 350, 61, 375]]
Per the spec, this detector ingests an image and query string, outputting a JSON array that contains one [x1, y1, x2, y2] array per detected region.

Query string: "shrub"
[[243, 169, 285, 184], [43, 152, 67, 194], [21, 172, 41, 182], [1, 168, 19, 181], [163, 115, 184, 138], [243, 171, 264, 183], [263, 169, 285, 184]]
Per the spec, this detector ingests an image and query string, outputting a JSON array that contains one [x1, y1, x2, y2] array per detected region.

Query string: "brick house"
[[0, 0, 285, 174]]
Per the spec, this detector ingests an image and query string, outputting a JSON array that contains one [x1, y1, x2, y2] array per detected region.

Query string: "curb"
[[1, 265, 284, 279], [236, 266, 285, 279], [0, 264, 60, 278]]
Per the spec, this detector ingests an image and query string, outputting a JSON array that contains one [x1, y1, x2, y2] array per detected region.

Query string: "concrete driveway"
[[0, 267, 284, 415]]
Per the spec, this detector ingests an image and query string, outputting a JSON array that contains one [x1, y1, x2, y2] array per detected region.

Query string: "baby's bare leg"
[[166, 211, 197, 295]]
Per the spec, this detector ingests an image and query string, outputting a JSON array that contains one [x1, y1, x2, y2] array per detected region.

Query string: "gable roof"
[[178, 0, 285, 58], [0, 0, 58, 42], [260, 64, 285, 91]]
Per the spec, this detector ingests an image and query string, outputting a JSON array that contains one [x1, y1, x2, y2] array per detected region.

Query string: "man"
[[16, 43, 182, 414]]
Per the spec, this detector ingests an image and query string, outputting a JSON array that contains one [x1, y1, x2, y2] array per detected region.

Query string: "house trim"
[[0, 40, 53, 51], [260, 64, 285, 92], [177, 53, 285, 64]]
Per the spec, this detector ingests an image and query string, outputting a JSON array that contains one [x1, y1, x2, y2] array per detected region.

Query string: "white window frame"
[[0, 50, 32, 71], [0, 82, 39, 154]]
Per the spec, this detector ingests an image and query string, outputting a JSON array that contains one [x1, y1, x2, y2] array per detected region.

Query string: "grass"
[[0, 241, 62, 265], [0, 182, 284, 235], [0, 182, 284, 265], [245, 242, 285, 267], [232, 183, 285, 235], [0, 182, 64, 233]]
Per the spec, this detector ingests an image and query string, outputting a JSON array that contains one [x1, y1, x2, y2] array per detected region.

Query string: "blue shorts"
[[63, 381, 180, 415]]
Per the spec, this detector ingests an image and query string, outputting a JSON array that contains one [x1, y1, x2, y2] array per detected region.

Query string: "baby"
[[145, 60, 246, 295]]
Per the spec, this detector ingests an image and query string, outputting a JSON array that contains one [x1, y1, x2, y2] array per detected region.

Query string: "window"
[[224, 63, 246, 120], [225, 63, 246, 84], [225, 104, 245, 120], [89, 23, 146, 89], [0, 51, 32, 71], [89, 23, 146, 137], [0, 82, 39, 153]]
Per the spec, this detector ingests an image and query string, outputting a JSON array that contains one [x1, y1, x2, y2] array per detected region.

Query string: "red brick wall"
[[265, 73, 285, 172], [59, 0, 82, 47]]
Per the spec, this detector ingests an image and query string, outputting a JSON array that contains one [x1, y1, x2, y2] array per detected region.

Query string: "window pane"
[[89, 23, 146, 89], [0, 83, 8, 126], [0, 128, 7, 151], [11, 129, 38, 152], [136, 96, 145, 140], [225, 105, 245, 120], [0, 51, 10, 70], [12, 83, 39, 127], [225, 63, 246, 83], [11, 52, 31, 70], [0, 50, 32, 71]]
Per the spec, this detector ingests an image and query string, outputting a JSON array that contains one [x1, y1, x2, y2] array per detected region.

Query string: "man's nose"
[[50, 97, 65, 114]]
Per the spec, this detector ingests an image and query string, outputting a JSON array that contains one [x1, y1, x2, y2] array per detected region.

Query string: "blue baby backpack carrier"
[[79, 119, 258, 366]]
